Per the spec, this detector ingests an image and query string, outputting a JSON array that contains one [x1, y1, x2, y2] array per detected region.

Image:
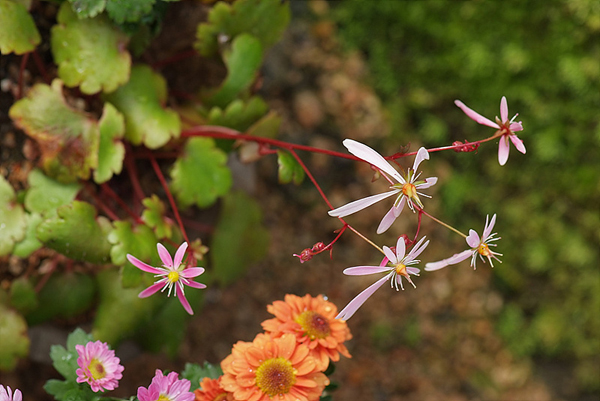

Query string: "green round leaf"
[[0, 0, 41, 55]]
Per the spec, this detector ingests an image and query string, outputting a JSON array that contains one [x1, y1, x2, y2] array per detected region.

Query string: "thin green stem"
[[419, 208, 467, 238], [346, 224, 385, 255]]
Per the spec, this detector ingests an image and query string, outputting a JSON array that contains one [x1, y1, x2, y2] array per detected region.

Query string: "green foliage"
[[95, 103, 126, 183], [9, 277, 38, 314], [51, 3, 131, 94], [0, 304, 30, 370], [11, 212, 43, 257], [0, 174, 26, 256], [36, 201, 113, 263], [181, 362, 223, 391], [210, 191, 269, 285], [206, 97, 269, 132], [195, 0, 290, 57], [277, 150, 305, 185], [141, 195, 173, 239], [104, 64, 181, 149], [24, 169, 82, 214], [170, 137, 232, 208], [0, 0, 41, 55]]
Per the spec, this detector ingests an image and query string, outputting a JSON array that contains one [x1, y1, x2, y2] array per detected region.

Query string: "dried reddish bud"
[[398, 234, 415, 248], [293, 249, 313, 263], [311, 242, 326, 252], [452, 140, 480, 153]]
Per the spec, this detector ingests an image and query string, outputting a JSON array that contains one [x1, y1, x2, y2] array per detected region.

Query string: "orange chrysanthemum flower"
[[221, 333, 329, 401], [194, 377, 233, 401], [261, 294, 352, 371]]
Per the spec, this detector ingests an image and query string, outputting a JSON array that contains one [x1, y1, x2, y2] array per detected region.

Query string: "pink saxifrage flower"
[[137, 369, 194, 401], [0, 385, 22, 401], [75, 340, 124, 392], [455, 96, 525, 166], [328, 139, 438, 234], [127, 242, 206, 315], [425, 214, 502, 272], [337, 236, 429, 320]]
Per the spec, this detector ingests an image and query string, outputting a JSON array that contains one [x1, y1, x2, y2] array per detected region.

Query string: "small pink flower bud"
[[452, 140, 480, 153], [293, 249, 313, 263], [311, 242, 326, 252]]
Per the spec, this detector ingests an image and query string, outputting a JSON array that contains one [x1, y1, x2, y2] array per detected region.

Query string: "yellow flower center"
[[87, 358, 106, 380], [167, 270, 180, 283], [402, 183, 417, 198], [255, 357, 296, 397], [157, 395, 170, 401], [394, 263, 408, 278], [478, 243, 491, 257], [295, 310, 331, 340]]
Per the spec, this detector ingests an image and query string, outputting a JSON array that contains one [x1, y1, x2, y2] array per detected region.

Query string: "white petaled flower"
[[328, 139, 438, 234], [337, 236, 429, 321], [425, 214, 502, 272]]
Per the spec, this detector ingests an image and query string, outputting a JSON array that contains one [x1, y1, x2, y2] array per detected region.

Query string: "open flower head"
[[127, 242, 206, 315], [425, 214, 502, 272], [0, 386, 22, 401], [75, 340, 124, 392], [138, 370, 194, 401], [328, 139, 437, 234], [262, 294, 352, 371], [194, 377, 233, 401], [455, 96, 525, 166], [337, 236, 429, 321], [221, 333, 329, 401]]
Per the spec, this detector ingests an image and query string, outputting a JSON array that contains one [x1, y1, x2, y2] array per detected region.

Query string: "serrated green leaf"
[[195, 0, 290, 57], [105, 0, 155, 24], [66, 328, 95, 351], [141, 195, 173, 239], [170, 137, 232, 208], [36, 201, 112, 263], [181, 362, 223, 391], [0, 0, 41, 55], [68, 0, 106, 18], [202, 33, 263, 108], [0, 305, 30, 371], [9, 80, 100, 183], [9, 277, 38, 314], [51, 2, 131, 94], [207, 97, 269, 131], [0, 174, 26, 256], [210, 191, 269, 285], [277, 150, 305, 185], [26, 272, 96, 325], [24, 169, 82, 214], [49, 344, 76, 380], [104, 64, 180, 149], [44, 379, 77, 400], [94, 102, 125, 183]]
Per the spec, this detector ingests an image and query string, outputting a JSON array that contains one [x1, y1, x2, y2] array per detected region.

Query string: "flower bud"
[[293, 249, 313, 263], [311, 242, 326, 252]]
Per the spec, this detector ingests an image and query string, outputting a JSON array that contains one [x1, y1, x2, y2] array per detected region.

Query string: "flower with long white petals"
[[127, 242, 206, 315], [337, 236, 429, 320], [0, 385, 22, 401], [454, 96, 525, 166], [425, 214, 502, 272], [328, 139, 438, 234]]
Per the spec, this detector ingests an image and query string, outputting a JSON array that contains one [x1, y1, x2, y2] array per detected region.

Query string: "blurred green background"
[[332, 0, 599, 395]]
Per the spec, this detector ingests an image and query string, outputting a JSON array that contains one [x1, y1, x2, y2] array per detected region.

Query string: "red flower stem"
[[180, 217, 213, 234], [89, 188, 120, 221], [100, 183, 143, 224], [31, 49, 50, 83], [123, 143, 146, 208], [148, 153, 189, 244], [413, 210, 423, 243], [288, 148, 333, 209], [395, 135, 500, 159], [18, 53, 29, 99]]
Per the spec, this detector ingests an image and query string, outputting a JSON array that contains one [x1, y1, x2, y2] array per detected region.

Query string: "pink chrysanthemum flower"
[[328, 139, 438, 234], [137, 369, 195, 401], [337, 236, 429, 320], [454, 96, 525, 166], [75, 341, 124, 392], [425, 214, 502, 272], [127, 242, 206, 315], [0, 385, 22, 401]]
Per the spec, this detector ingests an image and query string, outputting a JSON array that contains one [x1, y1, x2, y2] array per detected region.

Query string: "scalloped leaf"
[[210, 191, 269, 285], [0, 174, 26, 256], [171, 137, 232, 208], [12, 212, 43, 258], [51, 2, 131, 94], [277, 150, 305, 185], [0, 305, 29, 371], [202, 33, 263, 108], [141, 195, 173, 239], [104, 64, 180, 149], [195, 0, 290, 57], [67, 0, 106, 18], [24, 169, 81, 214], [94, 102, 125, 183], [9, 80, 100, 183], [0, 0, 41, 55], [36, 201, 112, 263], [207, 97, 269, 131]]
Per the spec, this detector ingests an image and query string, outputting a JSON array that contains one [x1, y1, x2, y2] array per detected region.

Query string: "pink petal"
[[412, 147, 430, 172], [343, 139, 404, 183], [466, 229, 481, 248], [395, 236, 406, 261], [376, 204, 399, 234], [173, 242, 188, 268], [343, 265, 392, 276], [185, 280, 207, 289], [510, 122, 523, 132], [425, 249, 472, 271], [329, 190, 399, 217], [139, 282, 164, 298], [157, 243, 173, 268], [336, 274, 390, 321], [127, 254, 163, 274], [180, 267, 205, 278], [407, 266, 420, 275], [383, 246, 397, 264], [500, 96, 509, 122], [483, 214, 497, 239], [418, 176, 438, 189], [176, 285, 194, 315], [455, 100, 499, 129], [498, 136, 510, 166], [406, 236, 429, 261], [510, 134, 526, 154]]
